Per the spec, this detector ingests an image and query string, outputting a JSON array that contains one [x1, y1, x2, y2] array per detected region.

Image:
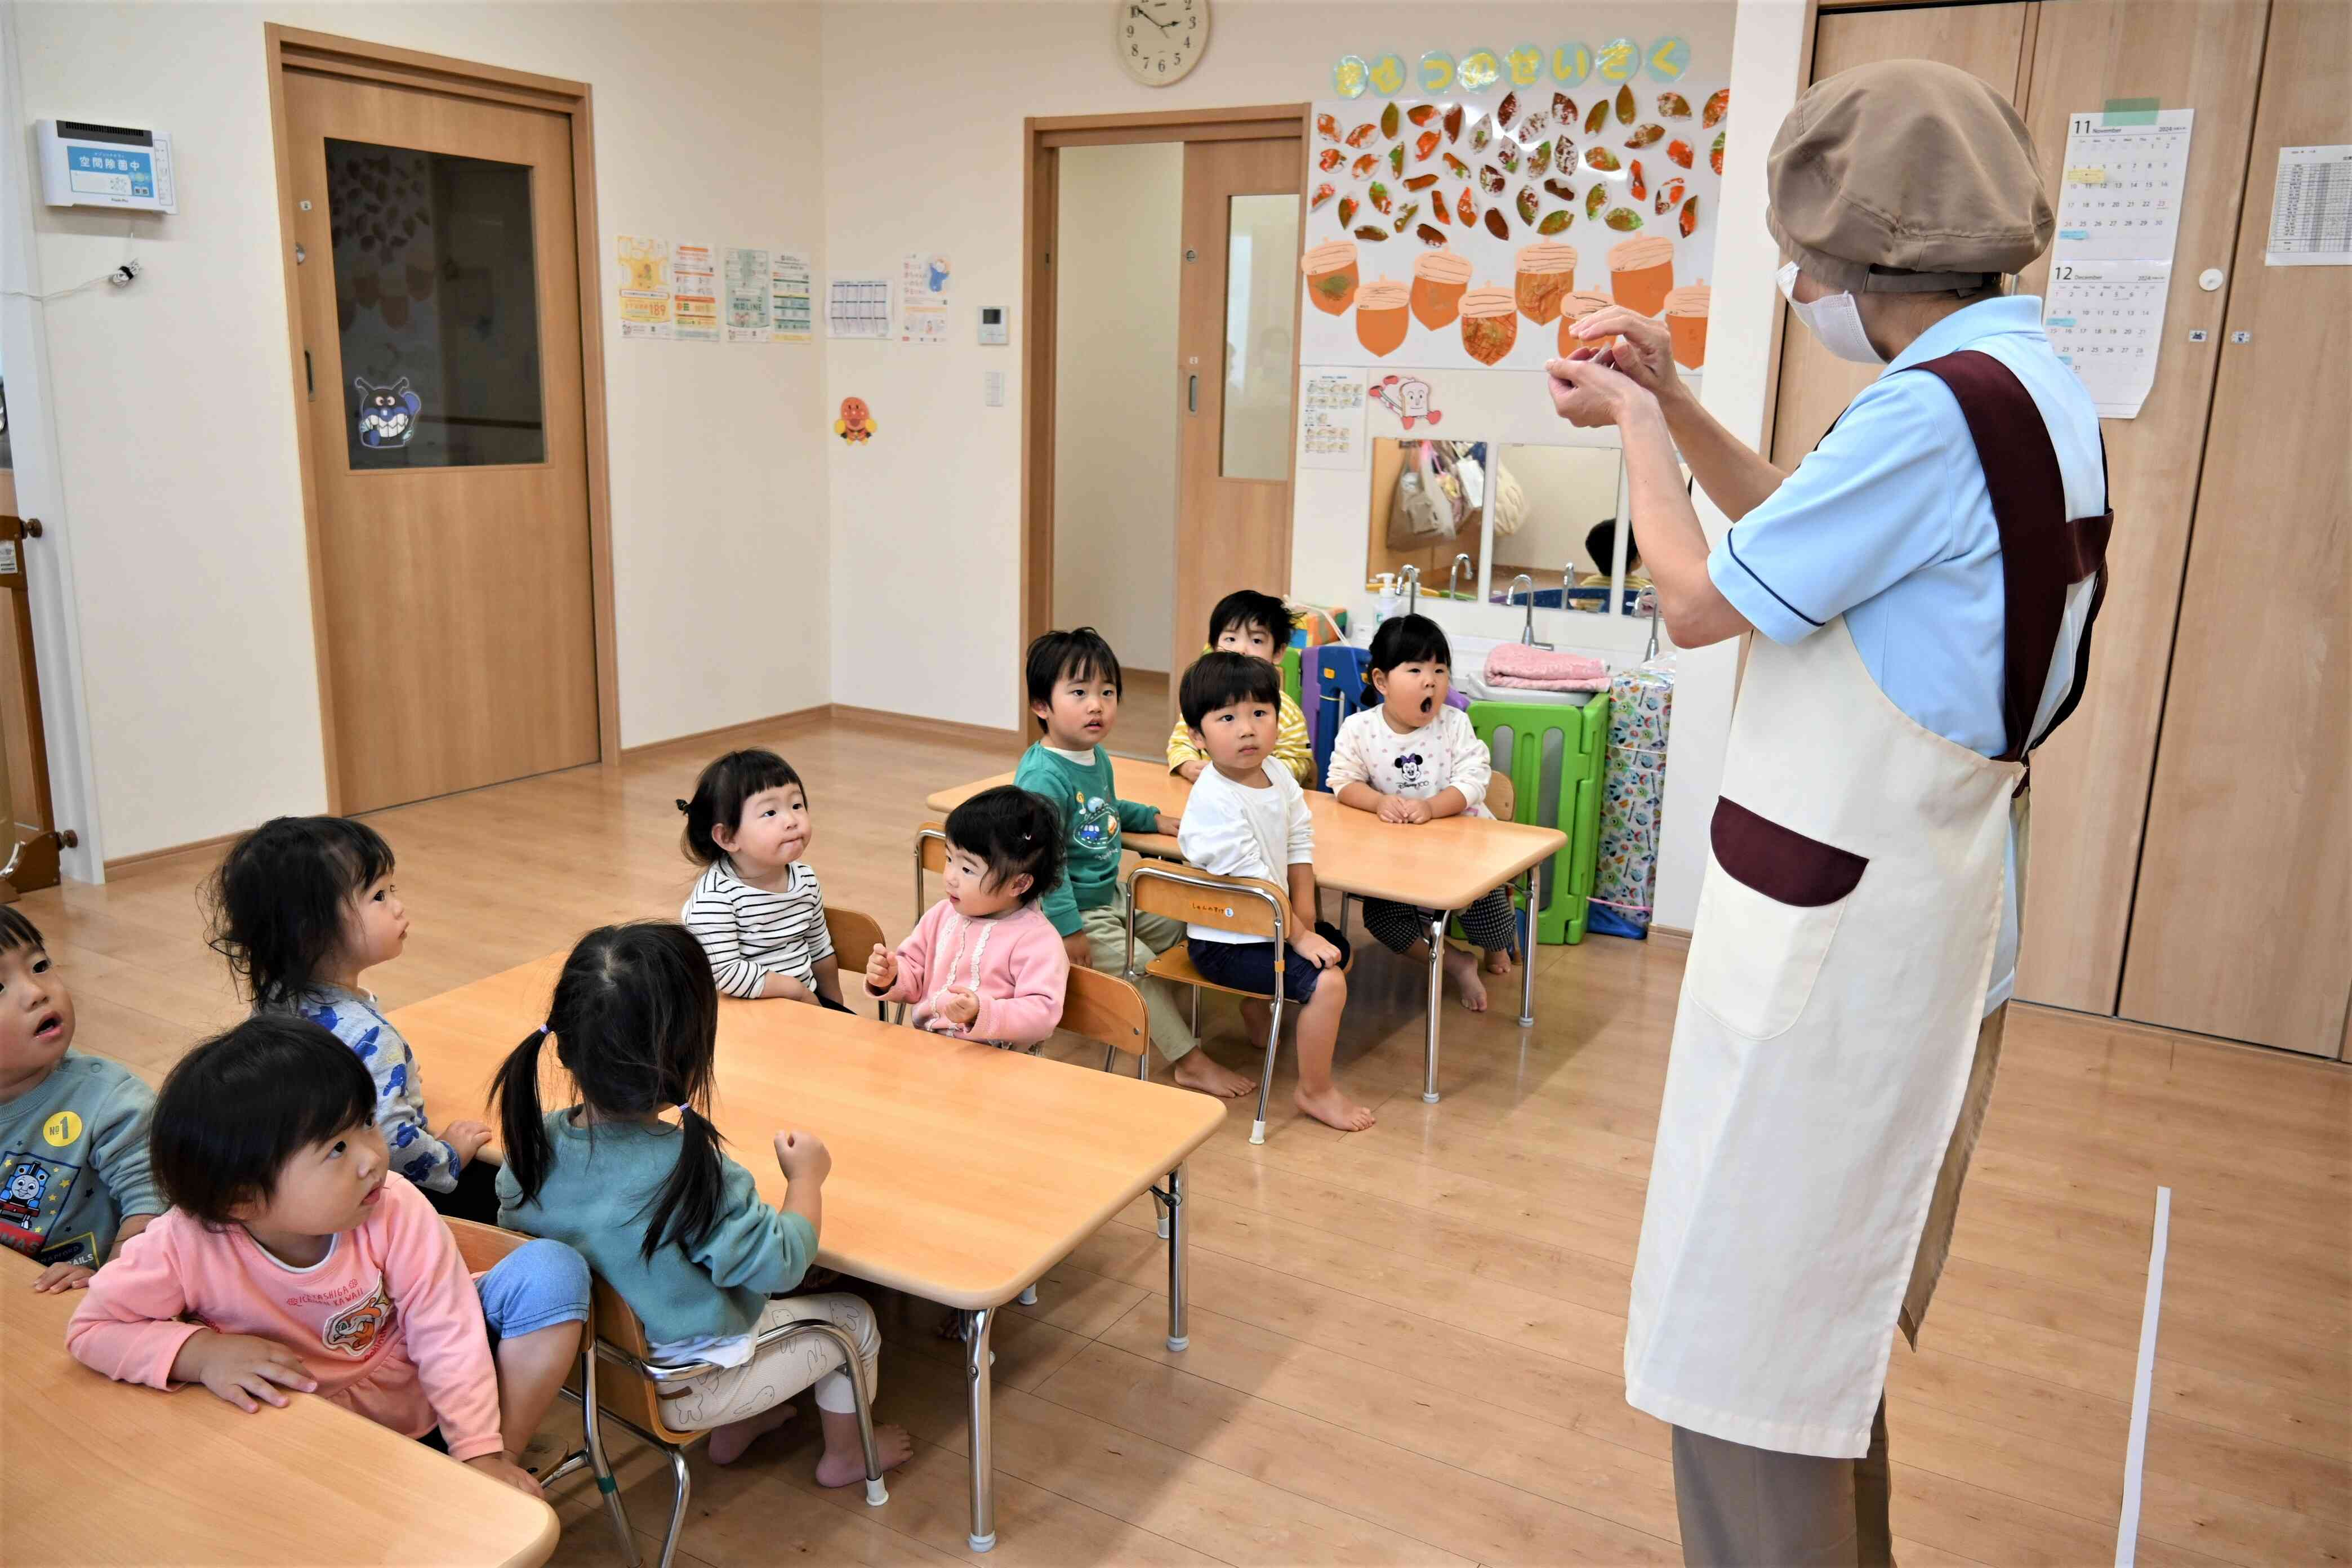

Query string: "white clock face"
[[1116, 0, 1206, 86]]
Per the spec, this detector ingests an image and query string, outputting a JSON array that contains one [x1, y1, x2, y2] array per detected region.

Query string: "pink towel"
[[1487, 670, 1612, 692], [1485, 644, 1609, 687]]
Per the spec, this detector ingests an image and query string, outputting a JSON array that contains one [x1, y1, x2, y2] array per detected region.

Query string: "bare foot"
[[1171, 1051, 1257, 1098], [707, 1402, 796, 1465], [1483, 946, 1513, 977], [1294, 1084, 1376, 1133], [813, 1423, 915, 1488], [1239, 998, 1273, 1043], [1443, 948, 1489, 1012]]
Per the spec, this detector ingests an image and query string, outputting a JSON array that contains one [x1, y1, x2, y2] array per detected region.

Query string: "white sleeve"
[[1284, 777, 1316, 865], [1177, 781, 1264, 880], [1325, 714, 1374, 794], [1447, 709, 1491, 813]]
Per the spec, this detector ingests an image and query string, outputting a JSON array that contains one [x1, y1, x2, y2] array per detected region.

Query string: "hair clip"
[[538, 1022, 554, 1038], [675, 799, 691, 813]]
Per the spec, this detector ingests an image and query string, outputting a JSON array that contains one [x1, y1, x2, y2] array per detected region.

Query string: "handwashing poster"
[[1302, 73, 1727, 376]]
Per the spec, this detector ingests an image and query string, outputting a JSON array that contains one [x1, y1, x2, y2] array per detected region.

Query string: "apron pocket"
[[1689, 798, 1869, 1039]]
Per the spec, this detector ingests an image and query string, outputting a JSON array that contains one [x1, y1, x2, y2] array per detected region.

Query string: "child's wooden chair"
[[440, 1218, 637, 1565], [822, 906, 889, 1019], [1127, 863, 1352, 1145], [910, 821, 948, 929], [1063, 963, 1148, 1078], [579, 1273, 891, 1568]]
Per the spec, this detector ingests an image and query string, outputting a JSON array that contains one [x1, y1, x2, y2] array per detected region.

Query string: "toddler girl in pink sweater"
[[68, 1016, 589, 1498], [864, 787, 1070, 1050]]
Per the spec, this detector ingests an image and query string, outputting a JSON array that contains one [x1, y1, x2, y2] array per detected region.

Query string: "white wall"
[[1493, 445, 1625, 577], [15, 1, 830, 860], [822, 0, 1741, 733], [1050, 140, 1181, 669]]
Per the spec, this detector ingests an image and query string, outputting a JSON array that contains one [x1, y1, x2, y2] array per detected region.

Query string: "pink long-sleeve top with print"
[[869, 898, 1070, 1046], [65, 1173, 505, 1460]]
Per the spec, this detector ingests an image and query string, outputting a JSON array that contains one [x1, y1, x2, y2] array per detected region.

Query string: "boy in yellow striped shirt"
[[1166, 591, 1315, 787]]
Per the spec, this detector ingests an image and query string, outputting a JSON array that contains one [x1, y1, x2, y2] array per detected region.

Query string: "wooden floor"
[[33, 713, 2350, 1567]]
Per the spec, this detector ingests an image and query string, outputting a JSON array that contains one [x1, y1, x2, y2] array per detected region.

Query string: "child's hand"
[[1292, 930, 1343, 969], [938, 988, 981, 1028], [774, 1129, 832, 1188], [1375, 793, 1419, 823], [1175, 760, 1207, 783], [444, 1121, 495, 1164], [466, 1454, 545, 1500], [1396, 796, 1434, 824], [31, 1261, 95, 1292], [1154, 812, 1182, 835], [864, 943, 897, 993], [172, 1330, 318, 1412], [1063, 932, 1095, 968]]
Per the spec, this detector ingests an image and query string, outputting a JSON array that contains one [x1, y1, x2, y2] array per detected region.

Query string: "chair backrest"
[[1128, 862, 1289, 942], [912, 823, 948, 928], [442, 1215, 526, 1274], [1486, 773, 1516, 823], [822, 906, 888, 1017], [1061, 965, 1148, 1060], [585, 1273, 700, 1445]]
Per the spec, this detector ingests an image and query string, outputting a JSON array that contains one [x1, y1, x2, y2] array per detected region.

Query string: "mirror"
[[1364, 437, 1489, 603], [1487, 446, 1641, 615]]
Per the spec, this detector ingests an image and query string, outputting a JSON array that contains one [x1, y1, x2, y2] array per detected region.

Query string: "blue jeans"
[[476, 1237, 590, 1345]]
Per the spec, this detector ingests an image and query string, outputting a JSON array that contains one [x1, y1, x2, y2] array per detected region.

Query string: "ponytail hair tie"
[[675, 1103, 694, 1119], [537, 1022, 553, 1039]]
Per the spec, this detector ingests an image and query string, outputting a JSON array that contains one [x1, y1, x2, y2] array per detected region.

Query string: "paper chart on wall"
[[2264, 145, 2352, 266], [672, 242, 720, 341], [1300, 86, 1727, 375], [771, 251, 813, 340], [827, 275, 892, 340], [615, 234, 672, 340], [900, 251, 951, 345], [724, 247, 772, 342], [2043, 108, 2193, 417], [2042, 261, 2171, 419], [1298, 369, 1367, 469]]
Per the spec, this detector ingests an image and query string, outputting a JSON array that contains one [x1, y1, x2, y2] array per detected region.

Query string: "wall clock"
[[1116, 0, 1207, 86]]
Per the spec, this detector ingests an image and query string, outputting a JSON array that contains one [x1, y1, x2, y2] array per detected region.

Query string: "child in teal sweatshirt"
[[1014, 628, 1255, 1099]]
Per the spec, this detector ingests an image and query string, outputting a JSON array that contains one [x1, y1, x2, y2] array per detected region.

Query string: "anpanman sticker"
[[42, 1110, 82, 1147]]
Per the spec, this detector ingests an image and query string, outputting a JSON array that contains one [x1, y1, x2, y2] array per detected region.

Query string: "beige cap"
[[1664, 283, 1712, 316], [1356, 278, 1409, 309], [1607, 237, 1675, 271], [1766, 59, 2051, 292], [1514, 242, 1577, 275], [1302, 239, 1358, 275], [1413, 250, 1472, 283], [1560, 290, 1613, 320], [1460, 283, 1516, 319]]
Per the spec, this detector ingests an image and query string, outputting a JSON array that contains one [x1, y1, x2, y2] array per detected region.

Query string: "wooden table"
[[0, 1251, 558, 1567], [393, 955, 1224, 1553], [928, 756, 1569, 1102]]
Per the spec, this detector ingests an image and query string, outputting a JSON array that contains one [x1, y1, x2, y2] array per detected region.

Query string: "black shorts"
[[1186, 922, 1351, 1004], [424, 1155, 502, 1225]]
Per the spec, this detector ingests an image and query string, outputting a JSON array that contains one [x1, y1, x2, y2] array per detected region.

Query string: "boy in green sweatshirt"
[[1015, 628, 1256, 1099]]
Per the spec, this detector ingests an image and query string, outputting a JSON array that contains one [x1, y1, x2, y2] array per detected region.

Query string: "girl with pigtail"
[[491, 921, 911, 1480]]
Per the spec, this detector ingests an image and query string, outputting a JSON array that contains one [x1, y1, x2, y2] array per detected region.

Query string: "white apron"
[[1624, 351, 2110, 1459]]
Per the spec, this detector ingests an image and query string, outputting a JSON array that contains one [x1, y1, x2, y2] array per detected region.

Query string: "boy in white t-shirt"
[[1174, 653, 1372, 1135]]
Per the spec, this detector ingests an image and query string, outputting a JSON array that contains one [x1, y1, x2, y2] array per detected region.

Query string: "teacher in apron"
[[1546, 60, 2112, 1565]]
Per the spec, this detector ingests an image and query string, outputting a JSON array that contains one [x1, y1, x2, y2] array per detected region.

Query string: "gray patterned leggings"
[[1358, 885, 1521, 956]]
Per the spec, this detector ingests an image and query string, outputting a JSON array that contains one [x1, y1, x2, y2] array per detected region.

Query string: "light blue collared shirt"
[[1707, 295, 2106, 1010]]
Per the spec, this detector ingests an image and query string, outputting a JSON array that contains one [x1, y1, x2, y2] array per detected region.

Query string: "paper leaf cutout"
[[1605, 207, 1643, 231]]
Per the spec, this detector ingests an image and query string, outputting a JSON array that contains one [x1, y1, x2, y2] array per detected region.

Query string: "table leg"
[[1165, 1163, 1190, 1351], [1518, 864, 1537, 1028], [1423, 909, 1445, 1103], [963, 1307, 996, 1552]]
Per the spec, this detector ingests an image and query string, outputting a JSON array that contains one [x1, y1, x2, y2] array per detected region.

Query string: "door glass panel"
[[1220, 191, 1300, 480], [326, 139, 545, 469]]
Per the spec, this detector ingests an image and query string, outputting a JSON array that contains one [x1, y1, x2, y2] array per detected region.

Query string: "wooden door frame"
[[264, 24, 622, 812], [1018, 103, 1310, 731]]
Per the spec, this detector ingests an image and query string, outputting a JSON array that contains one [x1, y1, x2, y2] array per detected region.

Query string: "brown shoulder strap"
[[1908, 350, 2112, 762]]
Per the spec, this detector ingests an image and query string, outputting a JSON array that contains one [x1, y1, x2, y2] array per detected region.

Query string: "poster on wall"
[[900, 251, 951, 345], [672, 242, 720, 341], [724, 247, 772, 342], [772, 251, 814, 341], [1302, 85, 1726, 376], [615, 234, 672, 340], [827, 275, 892, 340], [1298, 369, 1368, 469]]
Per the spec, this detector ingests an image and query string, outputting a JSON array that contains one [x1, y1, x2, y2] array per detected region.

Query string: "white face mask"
[[1776, 261, 1885, 366]]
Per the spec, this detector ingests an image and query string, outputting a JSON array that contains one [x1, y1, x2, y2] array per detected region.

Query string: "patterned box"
[[1591, 663, 1673, 938]]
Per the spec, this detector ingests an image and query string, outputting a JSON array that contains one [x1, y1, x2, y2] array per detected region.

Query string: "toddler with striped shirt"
[[678, 750, 851, 1012]]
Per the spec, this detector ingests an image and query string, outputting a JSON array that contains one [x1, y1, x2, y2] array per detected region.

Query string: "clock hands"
[[1130, 4, 1174, 33]]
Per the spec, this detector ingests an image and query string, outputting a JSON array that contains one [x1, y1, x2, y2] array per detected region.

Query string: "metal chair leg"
[[578, 1324, 640, 1565], [789, 1317, 889, 1505], [657, 1444, 692, 1568], [1250, 993, 1285, 1144]]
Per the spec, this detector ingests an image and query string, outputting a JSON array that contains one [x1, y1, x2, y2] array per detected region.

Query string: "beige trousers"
[[659, 1293, 879, 1431], [1078, 902, 1199, 1064]]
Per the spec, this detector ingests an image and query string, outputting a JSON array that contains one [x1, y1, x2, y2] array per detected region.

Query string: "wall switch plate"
[[984, 369, 1006, 407]]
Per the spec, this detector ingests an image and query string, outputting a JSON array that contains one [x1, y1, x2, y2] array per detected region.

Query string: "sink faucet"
[[1447, 553, 1473, 602], [1506, 574, 1553, 649], [1399, 563, 1420, 617]]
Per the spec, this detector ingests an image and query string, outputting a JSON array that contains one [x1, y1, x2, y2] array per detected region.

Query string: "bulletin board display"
[[1301, 86, 1729, 376]]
